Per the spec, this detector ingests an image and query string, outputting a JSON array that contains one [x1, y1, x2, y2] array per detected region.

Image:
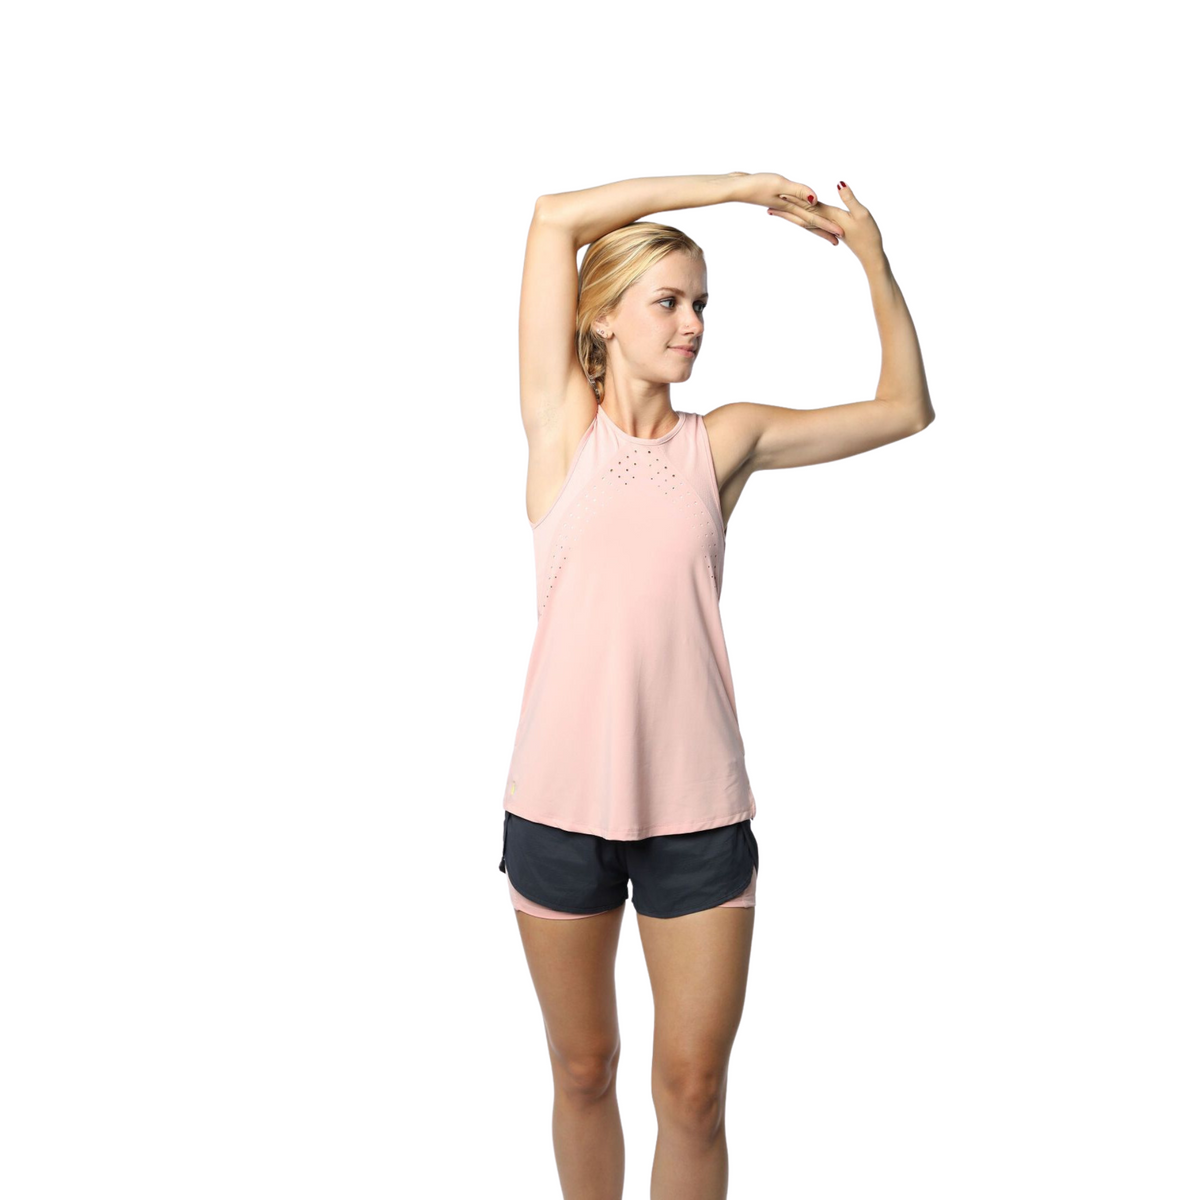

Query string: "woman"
[[498, 172, 935, 1198]]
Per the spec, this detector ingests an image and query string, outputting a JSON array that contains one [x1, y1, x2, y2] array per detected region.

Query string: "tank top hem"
[[502, 800, 756, 842]]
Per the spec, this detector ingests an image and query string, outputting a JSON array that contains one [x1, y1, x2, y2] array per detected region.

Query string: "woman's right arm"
[[520, 172, 844, 428], [535, 174, 751, 250], [518, 178, 747, 432], [520, 177, 748, 430], [538, 172, 845, 247]]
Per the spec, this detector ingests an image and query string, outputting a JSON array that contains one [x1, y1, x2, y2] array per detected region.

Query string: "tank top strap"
[[675, 411, 724, 537]]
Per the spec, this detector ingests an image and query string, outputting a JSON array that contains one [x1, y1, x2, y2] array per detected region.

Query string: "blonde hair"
[[576, 221, 704, 402]]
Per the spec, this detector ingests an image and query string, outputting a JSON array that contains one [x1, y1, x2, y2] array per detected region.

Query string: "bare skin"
[[515, 906, 626, 1199], [515, 901, 754, 1200]]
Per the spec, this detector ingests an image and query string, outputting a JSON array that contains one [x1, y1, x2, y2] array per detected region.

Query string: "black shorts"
[[499, 810, 759, 919]]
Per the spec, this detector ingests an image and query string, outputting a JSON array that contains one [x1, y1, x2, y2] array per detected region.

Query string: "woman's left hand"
[[727, 171, 846, 243]]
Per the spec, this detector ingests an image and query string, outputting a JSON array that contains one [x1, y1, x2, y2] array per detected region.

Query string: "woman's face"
[[598, 252, 708, 385]]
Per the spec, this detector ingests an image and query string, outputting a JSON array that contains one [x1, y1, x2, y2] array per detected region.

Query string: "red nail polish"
[[807, 194, 814, 203], [839, 181, 846, 189]]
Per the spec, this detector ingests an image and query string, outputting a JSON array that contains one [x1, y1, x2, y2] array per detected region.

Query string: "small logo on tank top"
[[510, 779, 516, 795]]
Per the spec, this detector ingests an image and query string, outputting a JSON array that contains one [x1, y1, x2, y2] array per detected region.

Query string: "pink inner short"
[[508, 866, 756, 919]]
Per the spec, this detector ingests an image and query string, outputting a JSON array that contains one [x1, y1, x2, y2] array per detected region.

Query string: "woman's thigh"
[[515, 904, 626, 1074], [636, 904, 755, 1092]]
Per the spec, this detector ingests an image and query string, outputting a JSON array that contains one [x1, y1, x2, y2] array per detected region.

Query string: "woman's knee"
[[549, 1041, 621, 1101], [652, 1060, 728, 1135]]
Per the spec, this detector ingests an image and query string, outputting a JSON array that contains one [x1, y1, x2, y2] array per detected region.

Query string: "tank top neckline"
[[597, 402, 686, 445]]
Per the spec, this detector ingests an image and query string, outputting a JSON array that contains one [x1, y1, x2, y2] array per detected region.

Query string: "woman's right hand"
[[725, 171, 847, 241]]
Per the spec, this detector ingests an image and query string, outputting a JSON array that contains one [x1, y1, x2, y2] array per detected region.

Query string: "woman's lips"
[[671, 347, 696, 356]]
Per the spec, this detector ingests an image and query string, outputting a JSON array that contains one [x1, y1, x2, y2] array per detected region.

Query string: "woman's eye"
[[659, 298, 707, 312]]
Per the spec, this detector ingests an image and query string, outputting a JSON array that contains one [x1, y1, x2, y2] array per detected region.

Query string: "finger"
[[767, 207, 839, 245], [778, 194, 846, 238], [780, 181, 820, 204], [836, 181, 864, 213], [778, 197, 846, 239]]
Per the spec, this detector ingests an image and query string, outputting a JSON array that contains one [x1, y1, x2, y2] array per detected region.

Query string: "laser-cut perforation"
[[540, 482, 609, 614], [539, 436, 726, 612]]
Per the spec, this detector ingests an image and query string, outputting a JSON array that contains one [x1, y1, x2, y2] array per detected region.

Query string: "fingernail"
[[807, 194, 814, 203], [839, 181, 846, 189]]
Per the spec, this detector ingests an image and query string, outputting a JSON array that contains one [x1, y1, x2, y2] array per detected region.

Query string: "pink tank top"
[[501, 403, 756, 840]]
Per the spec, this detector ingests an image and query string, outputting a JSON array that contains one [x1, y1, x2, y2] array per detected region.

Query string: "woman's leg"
[[636, 904, 755, 1200], [515, 903, 627, 1200]]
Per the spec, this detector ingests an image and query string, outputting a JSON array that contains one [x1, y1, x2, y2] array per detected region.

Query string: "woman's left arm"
[[708, 183, 935, 481]]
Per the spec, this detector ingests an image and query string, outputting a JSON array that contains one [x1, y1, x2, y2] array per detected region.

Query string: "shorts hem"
[[632, 863, 757, 920], [507, 874, 629, 916], [512, 896, 627, 919]]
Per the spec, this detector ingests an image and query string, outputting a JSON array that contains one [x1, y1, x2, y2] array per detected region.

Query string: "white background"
[[3, 2, 1196, 1197]]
